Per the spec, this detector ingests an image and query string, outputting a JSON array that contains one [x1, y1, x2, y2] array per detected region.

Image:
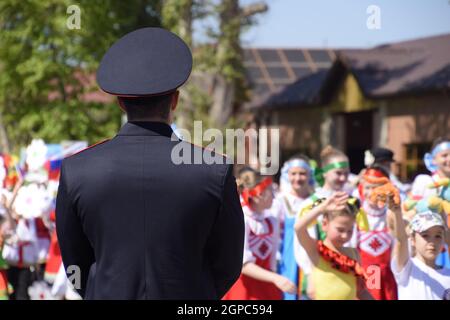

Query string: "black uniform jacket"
[[56, 121, 244, 299]]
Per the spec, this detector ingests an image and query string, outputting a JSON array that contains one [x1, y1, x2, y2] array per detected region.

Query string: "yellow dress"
[[310, 252, 358, 300]]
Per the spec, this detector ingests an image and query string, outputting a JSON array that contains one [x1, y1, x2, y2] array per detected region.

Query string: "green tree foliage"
[[0, 0, 162, 152], [162, 0, 260, 133], [0, 0, 266, 152]]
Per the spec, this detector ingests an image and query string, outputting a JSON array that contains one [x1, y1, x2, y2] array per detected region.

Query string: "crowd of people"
[[224, 138, 450, 300], [0, 137, 449, 300], [0, 139, 84, 300]]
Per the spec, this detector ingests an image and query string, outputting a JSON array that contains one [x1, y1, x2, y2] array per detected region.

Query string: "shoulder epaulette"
[[69, 139, 110, 157], [189, 142, 228, 159]]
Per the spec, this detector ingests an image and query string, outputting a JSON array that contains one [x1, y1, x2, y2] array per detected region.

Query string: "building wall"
[[267, 107, 326, 161], [383, 92, 450, 178], [318, 75, 449, 176], [252, 74, 449, 178], [263, 74, 378, 166], [385, 93, 450, 153]]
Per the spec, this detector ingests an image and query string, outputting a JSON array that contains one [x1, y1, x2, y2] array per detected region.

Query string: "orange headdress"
[[358, 168, 389, 202], [241, 177, 272, 208]]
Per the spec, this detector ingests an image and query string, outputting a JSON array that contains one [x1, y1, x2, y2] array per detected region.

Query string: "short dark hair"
[[238, 166, 256, 177], [368, 164, 390, 178], [118, 93, 174, 120]]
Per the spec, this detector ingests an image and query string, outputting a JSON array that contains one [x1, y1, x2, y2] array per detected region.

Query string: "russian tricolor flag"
[[45, 141, 88, 180]]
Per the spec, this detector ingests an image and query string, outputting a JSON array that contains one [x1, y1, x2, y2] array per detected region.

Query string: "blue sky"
[[237, 0, 450, 48]]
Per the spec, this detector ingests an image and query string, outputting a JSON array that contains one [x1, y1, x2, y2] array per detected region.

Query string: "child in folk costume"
[[1, 178, 34, 300], [2, 215, 39, 299], [356, 166, 398, 300], [293, 146, 356, 298], [236, 166, 258, 207], [7, 180, 52, 284], [411, 138, 450, 199], [294, 192, 373, 299], [409, 138, 450, 268], [271, 156, 312, 300], [1, 150, 52, 299], [223, 171, 297, 300], [0, 155, 21, 300], [363, 148, 410, 200], [2, 183, 48, 301]]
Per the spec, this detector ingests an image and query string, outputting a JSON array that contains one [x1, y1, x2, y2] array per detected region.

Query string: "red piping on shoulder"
[[70, 139, 110, 157], [189, 142, 227, 158]]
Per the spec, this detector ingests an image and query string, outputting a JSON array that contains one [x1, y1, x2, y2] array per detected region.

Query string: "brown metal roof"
[[245, 33, 450, 111], [243, 48, 336, 109], [339, 33, 450, 98]]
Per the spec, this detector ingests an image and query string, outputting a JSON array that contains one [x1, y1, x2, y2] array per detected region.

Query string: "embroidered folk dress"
[[357, 201, 397, 300], [271, 192, 308, 300], [223, 205, 282, 300]]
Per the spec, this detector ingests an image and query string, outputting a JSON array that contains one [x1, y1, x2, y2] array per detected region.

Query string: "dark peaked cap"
[[97, 27, 192, 97]]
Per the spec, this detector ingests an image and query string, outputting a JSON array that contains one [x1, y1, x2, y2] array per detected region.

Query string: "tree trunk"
[[162, 0, 194, 130], [0, 116, 10, 154], [209, 74, 234, 126], [210, 0, 240, 126]]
